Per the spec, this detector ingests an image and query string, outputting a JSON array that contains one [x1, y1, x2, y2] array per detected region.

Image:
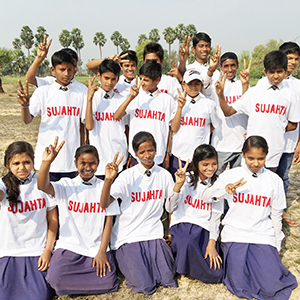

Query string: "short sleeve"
[[106, 198, 120, 216], [29, 89, 42, 117], [231, 89, 251, 116]]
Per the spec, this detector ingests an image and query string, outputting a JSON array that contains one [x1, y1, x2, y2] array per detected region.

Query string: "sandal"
[[283, 215, 299, 227]]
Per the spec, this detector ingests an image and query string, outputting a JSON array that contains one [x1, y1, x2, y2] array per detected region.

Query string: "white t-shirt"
[[171, 93, 220, 161], [211, 78, 248, 152], [110, 164, 174, 250], [82, 88, 128, 175], [126, 89, 177, 164], [232, 77, 300, 167], [158, 74, 181, 99], [114, 74, 135, 98], [29, 82, 86, 172], [52, 175, 120, 257], [0, 173, 56, 257]]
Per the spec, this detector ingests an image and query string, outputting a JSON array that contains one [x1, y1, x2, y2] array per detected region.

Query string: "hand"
[[38, 249, 52, 271], [174, 157, 190, 186], [42, 137, 65, 163], [293, 142, 300, 164], [105, 152, 124, 180], [177, 87, 187, 109], [168, 60, 183, 82], [209, 44, 222, 73], [240, 59, 252, 85], [204, 239, 222, 270], [225, 178, 246, 194], [162, 155, 170, 170], [87, 76, 99, 100], [92, 251, 111, 277], [108, 53, 127, 64], [129, 76, 142, 99], [179, 35, 191, 62], [214, 71, 226, 96], [17, 80, 30, 107], [37, 35, 52, 60]]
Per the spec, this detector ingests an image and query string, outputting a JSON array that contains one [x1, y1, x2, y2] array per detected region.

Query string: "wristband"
[[45, 247, 52, 253], [166, 152, 172, 157]]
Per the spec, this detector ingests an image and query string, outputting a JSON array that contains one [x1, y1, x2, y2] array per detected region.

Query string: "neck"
[[285, 72, 292, 78], [199, 174, 208, 182], [149, 87, 158, 93], [196, 58, 207, 65]]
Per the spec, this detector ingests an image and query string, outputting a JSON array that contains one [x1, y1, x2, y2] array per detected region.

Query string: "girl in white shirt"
[[0, 141, 57, 300]]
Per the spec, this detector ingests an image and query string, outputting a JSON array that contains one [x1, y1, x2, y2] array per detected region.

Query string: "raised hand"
[[174, 157, 190, 188], [108, 53, 128, 64], [209, 44, 222, 72], [168, 60, 183, 82], [239, 59, 252, 85], [129, 76, 142, 99], [214, 71, 226, 95], [42, 137, 65, 164], [177, 87, 187, 109], [17, 80, 30, 107], [225, 178, 246, 194], [179, 35, 191, 62], [87, 76, 99, 100], [37, 35, 52, 60], [105, 152, 124, 181]]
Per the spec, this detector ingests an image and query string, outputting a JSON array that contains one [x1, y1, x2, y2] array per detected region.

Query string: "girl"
[[0, 141, 57, 300], [202, 136, 298, 300], [37, 137, 121, 296], [101, 131, 177, 295], [165, 144, 223, 283]]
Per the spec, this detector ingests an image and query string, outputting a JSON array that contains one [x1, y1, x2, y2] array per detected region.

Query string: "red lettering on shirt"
[[254, 103, 286, 116], [184, 195, 211, 210], [131, 189, 163, 203], [8, 198, 47, 214], [46, 106, 81, 117], [225, 95, 241, 104], [180, 116, 206, 127], [134, 109, 165, 121], [95, 111, 119, 122], [232, 192, 271, 208], [67, 200, 106, 213]]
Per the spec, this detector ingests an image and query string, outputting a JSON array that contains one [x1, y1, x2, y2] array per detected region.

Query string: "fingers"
[[233, 178, 247, 188], [177, 88, 182, 98], [53, 136, 59, 148], [244, 58, 246, 70], [57, 140, 65, 152], [52, 136, 65, 152], [112, 152, 119, 164], [183, 159, 190, 172], [120, 53, 127, 59], [170, 60, 177, 69], [24, 80, 28, 96], [135, 75, 138, 86], [46, 38, 52, 50], [137, 77, 143, 89], [18, 80, 24, 92], [89, 76, 96, 86], [247, 59, 252, 70], [178, 157, 182, 170], [43, 35, 47, 45]]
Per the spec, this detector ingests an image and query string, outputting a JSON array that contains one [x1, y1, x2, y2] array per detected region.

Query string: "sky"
[[2, 0, 300, 68]]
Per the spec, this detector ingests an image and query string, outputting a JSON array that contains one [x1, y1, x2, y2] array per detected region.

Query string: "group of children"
[[0, 31, 299, 300]]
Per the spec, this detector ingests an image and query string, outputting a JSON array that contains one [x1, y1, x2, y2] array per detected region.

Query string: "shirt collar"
[[74, 175, 97, 186], [242, 164, 265, 178], [186, 93, 202, 103], [18, 171, 35, 185], [226, 76, 236, 83], [137, 163, 156, 177], [198, 176, 211, 186], [99, 88, 114, 99], [146, 89, 160, 98], [53, 81, 71, 91], [266, 79, 283, 90]]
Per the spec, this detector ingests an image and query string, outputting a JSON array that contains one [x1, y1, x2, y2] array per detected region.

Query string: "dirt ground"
[[0, 82, 299, 300]]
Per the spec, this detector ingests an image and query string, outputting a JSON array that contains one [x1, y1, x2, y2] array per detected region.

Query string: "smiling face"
[[243, 147, 266, 173], [286, 53, 300, 76], [9, 153, 34, 180], [51, 63, 75, 86], [265, 68, 286, 86], [192, 40, 211, 64], [98, 71, 119, 92], [221, 58, 238, 80], [184, 79, 203, 98], [75, 153, 99, 181], [135, 140, 156, 169], [121, 60, 137, 81], [198, 157, 218, 182]]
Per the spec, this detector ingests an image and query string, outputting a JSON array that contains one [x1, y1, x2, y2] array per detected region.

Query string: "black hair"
[[74, 145, 99, 163], [51, 50, 75, 67], [220, 52, 239, 65], [120, 50, 138, 66], [263, 50, 287, 72], [2, 141, 34, 204], [242, 135, 269, 155], [61, 48, 78, 62], [132, 131, 156, 153], [192, 32, 211, 48], [279, 42, 300, 56], [143, 42, 164, 62], [139, 60, 162, 81], [98, 59, 121, 76], [188, 144, 218, 189]]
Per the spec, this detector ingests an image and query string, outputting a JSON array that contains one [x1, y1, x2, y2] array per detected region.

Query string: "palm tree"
[[93, 32, 107, 58]]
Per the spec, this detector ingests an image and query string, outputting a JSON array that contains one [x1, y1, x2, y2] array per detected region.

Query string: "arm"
[[162, 127, 172, 170], [293, 124, 300, 164], [16, 80, 34, 124], [85, 76, 99, 131], [286, 121, 297, 132], [0, 190, 4, 202], [38, 207, 58, 271], [92, 216, 113, 277], [171, 88, 186, 132], [86, 59, 104, 75]]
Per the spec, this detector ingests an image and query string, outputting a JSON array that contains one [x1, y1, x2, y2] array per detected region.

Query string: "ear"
[[50, 66, 55, 75], [264, 69, 267, 76], [97, 72, 101, 81], [116, 76, 120, 83], [155, 77, 161, 85], [74, 159, 78, 169], [191, 47, 196, 54]]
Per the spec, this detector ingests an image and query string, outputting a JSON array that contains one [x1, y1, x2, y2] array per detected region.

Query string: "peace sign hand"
[[17, 80, 30, 107], [37, 35, 52, 60], [225, 178, 246, 194], [87, 76, 99, 100], [129, 76, 142, 99], [215, 71, 226, 95], [168, 60, 183, 82], [42, 137, 65, 164], [177, 87, 187, 109], [179, 35, 191, 61], [209, 44, 222, 72], [174, 157, 190, 189], [240, 59, 252, 85], [105, 152, 124, 181]]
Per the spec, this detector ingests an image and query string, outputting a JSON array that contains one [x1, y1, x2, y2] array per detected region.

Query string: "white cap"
[[183, 69, 203, 83]]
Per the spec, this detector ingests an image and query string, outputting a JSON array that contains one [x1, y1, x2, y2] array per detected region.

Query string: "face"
[[9, 153, 34, 180], [51, 63, 75, 86], [221, 59, 238, 80], [75, 153, 99, 181], [286, 53, 300, 75], [192, 40, 211, 63], [184, 79, 202, 98], [140, 75, 160, 93], [265, 68, 286, 86], [135, 140, 156, 169], [121, 60, 137, 81], [144, 53, 163, 65], [98, 71, 119, 92], [198, 157, 218, 182], [243, 147, 266, 173]]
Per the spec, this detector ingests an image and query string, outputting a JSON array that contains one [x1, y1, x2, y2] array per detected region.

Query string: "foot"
[[282, 211, 299, 227]]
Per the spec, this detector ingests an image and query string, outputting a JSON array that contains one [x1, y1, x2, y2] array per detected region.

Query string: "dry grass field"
[[0, 81, 299, 300]]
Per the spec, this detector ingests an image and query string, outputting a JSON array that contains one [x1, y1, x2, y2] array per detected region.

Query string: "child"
[[37, 138, 120, 296], [166, 144, 223, 283], [0, 141, 57, 300], [100, 131, 177, 295], [114, 60, 177, 168], [83, 59, 128, 179], [211, 52, 251, 174], [201, 136, 298, 299], [169, 69, 220, 178], [17, 49, 86, 181], [215, 50, 300, 171]]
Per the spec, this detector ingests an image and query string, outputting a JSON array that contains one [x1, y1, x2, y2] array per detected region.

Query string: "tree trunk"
[[0, 78, 4, 93]]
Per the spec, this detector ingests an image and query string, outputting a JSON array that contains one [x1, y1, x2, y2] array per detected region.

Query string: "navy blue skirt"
[[46, 248, 119, 295], [114, 239, 177, 295], [222, 242, 298, 300], [0, 256, 54, 300], [170, 222, 223, 283]]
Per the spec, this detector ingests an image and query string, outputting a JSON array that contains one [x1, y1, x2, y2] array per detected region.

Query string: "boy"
[[211, 52, 251, 174], [114, 60, 177, 167], [17, 50, 85, 181], [215, 50, 300, 171], [169, 69, 220, 177], [83, 59, 128, 179]]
